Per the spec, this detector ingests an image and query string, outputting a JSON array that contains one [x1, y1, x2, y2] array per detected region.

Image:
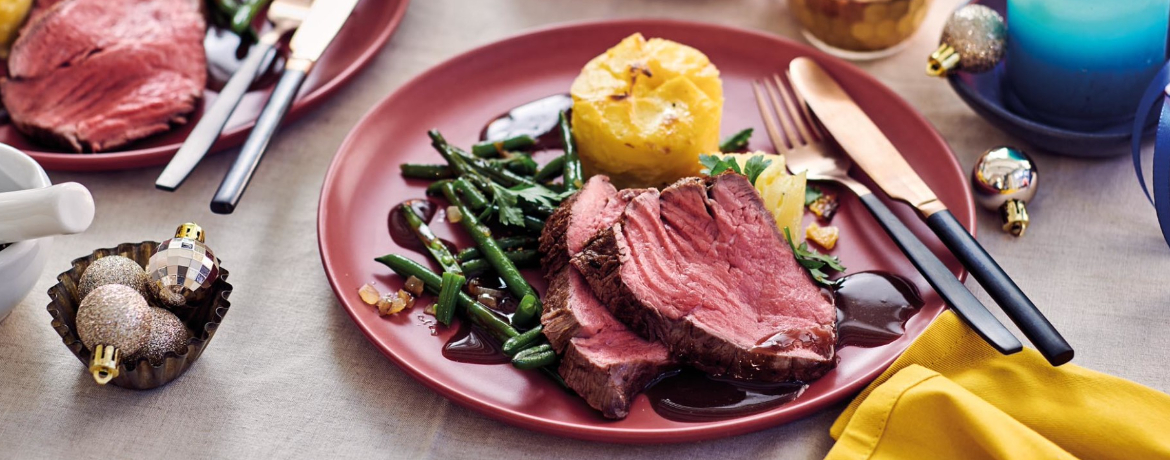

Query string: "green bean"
[[512, 344, 556, 370], [401, 204, 462, 274], [231, 0, 273, 36], [426, 180, 453, 196], [472, 135, 537, 158], [401, 163, 454, 180], [533, 155, 566, 182], [453, 177, 489, 210], [436, 272, 465, 326], [457, 237, 538, 262], [510, 294, 540, 330], [459, 250, 539, 277], [502, 325, 545, 357], [495, 154, 539, 176], [440, 183, 542, 312], [374, 255, 517, 341], [559, 111, 582, 192]]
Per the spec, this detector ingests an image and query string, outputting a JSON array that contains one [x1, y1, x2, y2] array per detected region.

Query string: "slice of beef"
[[574, 173, 838, 383], [539, 175, 673, 419], [2, 0, 206, 152]]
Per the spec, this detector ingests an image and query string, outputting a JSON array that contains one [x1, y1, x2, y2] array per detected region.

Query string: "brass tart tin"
[[46, 242, 232, 390]]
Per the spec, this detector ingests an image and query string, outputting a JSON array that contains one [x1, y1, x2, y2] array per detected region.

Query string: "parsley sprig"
[[719, 128, 753, 152], [699, 154, 772, 186], [482, 183, 571, 227], [784, 227, 845, 287]]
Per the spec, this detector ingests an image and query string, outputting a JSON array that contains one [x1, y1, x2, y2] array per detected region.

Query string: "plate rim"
[[23, 0, 412, 171], [317, 17, 975, 443]]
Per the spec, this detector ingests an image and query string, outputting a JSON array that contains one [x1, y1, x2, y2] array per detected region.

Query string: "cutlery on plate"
[[0, 182, 94, 244], [755, 73, 1022, 355], [156, 0, 313, 192], [209, 0, 360, 214], [788, 57, 1073, 366]]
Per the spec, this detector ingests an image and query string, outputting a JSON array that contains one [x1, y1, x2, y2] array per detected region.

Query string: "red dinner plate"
[[8, 0, 410, 171], [318, 20, 975, 443]]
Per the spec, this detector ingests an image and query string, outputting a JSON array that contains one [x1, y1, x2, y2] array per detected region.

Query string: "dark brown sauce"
[[203, 24, 284, 92], [645, 368, 807, 423], [387, 199, 437, 253], [442, 323, 510, 364], [480, 93, 573, 150], [835, 271, 924, 348]]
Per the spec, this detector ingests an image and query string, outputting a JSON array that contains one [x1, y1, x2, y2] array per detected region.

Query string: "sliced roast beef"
[[2, 0, 206, 152], [574, 173, 837, 382], [539, 175, 672, 419]]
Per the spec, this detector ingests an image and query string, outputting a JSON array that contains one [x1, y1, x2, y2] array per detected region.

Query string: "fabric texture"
[[827, 312, 1170, 460]]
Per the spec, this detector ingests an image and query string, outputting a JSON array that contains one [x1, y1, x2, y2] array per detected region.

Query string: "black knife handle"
[[858, 193, 1022, 354], [211, 65, 309, 214], [926, 210, 1073, 365]]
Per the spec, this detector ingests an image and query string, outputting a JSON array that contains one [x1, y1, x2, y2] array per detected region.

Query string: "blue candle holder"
[[1005, 0, 1169, 130]]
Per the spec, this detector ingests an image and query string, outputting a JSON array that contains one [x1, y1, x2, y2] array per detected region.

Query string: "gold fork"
[[754, 73, 1021, 353]]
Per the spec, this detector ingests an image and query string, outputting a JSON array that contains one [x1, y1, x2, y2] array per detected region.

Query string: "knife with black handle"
[[790, 57, 1073, 366]]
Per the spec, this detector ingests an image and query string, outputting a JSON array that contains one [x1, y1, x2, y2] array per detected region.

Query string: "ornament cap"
[[1001, 199, 1029, 237], [89, 344, 120, 385], [927, 43, 961, 77], [175, 223, 205, 243]]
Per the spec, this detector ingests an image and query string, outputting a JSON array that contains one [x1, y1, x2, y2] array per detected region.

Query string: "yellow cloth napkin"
[[826, 311, 1170, 460]]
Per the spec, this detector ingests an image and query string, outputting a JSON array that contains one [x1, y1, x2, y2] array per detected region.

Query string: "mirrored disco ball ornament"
[[147, 223, 220, 306]]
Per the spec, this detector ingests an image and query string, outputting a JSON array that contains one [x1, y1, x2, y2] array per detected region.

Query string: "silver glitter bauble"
[[146, 223, 219, 306], [927, 4, 1006, 76], [78, 255, 152, 302], [75, 284, 153, 384], [130, 307, 191, 365], [972, 146, 1038, 237]]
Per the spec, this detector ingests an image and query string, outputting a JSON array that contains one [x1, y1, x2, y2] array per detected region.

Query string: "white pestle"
[[0, 182, 95, 244]]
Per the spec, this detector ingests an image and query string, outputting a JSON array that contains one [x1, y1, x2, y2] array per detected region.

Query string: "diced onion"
[[447, 206, 462, 223], [404, 276, 425, 296], [358, 283, 381, 305]]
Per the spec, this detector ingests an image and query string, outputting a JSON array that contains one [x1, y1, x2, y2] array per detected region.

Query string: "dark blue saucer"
[[947, 0, 1149, 158]]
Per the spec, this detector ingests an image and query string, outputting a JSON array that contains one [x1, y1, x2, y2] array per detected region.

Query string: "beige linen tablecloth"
[[2, 1, 1168, 458]]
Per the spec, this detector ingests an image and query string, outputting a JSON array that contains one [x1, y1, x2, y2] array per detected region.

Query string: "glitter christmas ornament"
[[147, 223, 219, 306], [77, 255, 152, 302], [972, 146, 1038, 237], [927, 4, 1006, 77], [75, 284, 153, 384], [131, 307, 191, 365]]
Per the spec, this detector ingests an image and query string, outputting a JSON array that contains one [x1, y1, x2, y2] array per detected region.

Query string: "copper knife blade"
[[788, 57, 947, 217]]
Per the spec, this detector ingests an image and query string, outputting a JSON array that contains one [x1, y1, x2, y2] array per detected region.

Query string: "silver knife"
[[210, 0, 361, 214], [789, 57, 1073, 365]]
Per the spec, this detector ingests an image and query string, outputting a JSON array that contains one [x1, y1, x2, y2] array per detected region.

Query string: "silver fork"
[[754, 73, 1021, 352]]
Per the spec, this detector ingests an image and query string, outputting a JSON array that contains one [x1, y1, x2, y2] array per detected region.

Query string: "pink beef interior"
[[615, 174, 835, 356]]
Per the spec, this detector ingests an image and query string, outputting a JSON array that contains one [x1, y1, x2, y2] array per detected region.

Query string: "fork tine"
[[752, 80, 791, 153], [783, 70, 826, 142], [771, 74, 816, 146], [762, 77, 803, 149]]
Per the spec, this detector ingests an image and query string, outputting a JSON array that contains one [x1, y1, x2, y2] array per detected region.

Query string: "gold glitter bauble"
[[78, 255, 152, 302], [76, 284, 153, 384], [130, 307, 191, 365], [939, 4, 1006, 74], [77, 284, 152, 352]]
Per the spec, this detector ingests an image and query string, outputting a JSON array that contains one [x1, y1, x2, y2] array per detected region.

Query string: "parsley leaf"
[[719, 128, 753, 152], [699, 154, 742, 176], [742, 155, 772, 186], [784, 227, 845, 287], [805, 184, 824, 206], [485, 182, 570, 227]]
